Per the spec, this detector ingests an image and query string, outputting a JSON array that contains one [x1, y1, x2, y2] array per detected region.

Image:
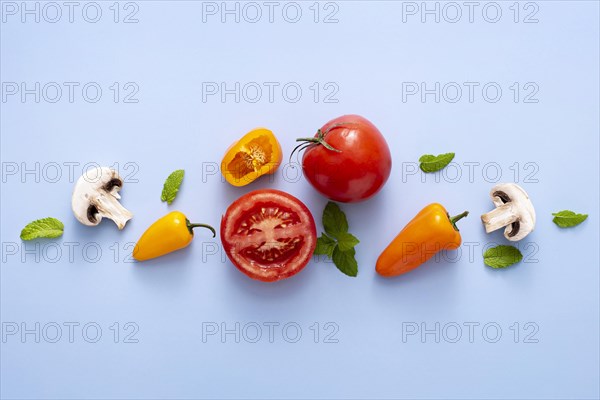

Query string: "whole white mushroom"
[[71, 167, 133, 230]]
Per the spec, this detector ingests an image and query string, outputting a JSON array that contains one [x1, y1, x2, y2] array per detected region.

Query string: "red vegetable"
[[220, 189, 317, 282], [293, 115, 392, 203]]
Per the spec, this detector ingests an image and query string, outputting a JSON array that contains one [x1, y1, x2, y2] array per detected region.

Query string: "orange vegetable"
[[376, 203, 468, 277], [221, 128, 282, 187]]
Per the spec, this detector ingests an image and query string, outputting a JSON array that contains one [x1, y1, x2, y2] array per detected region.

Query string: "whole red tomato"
[[296, 115, 392, 203]]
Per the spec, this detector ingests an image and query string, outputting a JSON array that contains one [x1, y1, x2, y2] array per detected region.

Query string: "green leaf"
[[322, 201, 348, 238], [332, 247, 358, 277], [419, 152, 455, 173], [315, 202, 360, 277], [161, 169, 185, 205], [552, 210, 588, 228], [483, 245, 523, 269], [337, 232, 360, 252], [20, 218, 64, 241], [314, 234, 336, 258]]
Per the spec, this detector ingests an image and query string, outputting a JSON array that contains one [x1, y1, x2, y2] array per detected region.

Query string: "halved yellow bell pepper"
[[221, 128, 282, 187]]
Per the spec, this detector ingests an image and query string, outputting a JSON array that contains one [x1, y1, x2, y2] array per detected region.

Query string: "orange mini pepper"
[[133, 211, 215, 262], [376, 203, 468, 277], [221, 128, 282, 187]]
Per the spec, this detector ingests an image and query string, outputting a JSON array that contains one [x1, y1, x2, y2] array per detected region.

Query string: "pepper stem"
[[449, 211, 469, 231], [186, 220, 216, 237]]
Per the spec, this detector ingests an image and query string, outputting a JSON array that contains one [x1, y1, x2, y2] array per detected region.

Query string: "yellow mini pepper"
[[133, 211, 215, 262], [376, 203, 468, 277]]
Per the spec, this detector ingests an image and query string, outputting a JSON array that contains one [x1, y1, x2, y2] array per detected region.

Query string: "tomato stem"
[[323, 122, 358, 135], [186, 220, 216, 237], [289, 122, 361, 162], [289, 128, 345, 162], [289, 142, 315, 164], [314, 129, 342, 152]]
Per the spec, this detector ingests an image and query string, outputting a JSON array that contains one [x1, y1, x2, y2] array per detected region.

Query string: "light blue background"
[[1, 1, 599, 399]]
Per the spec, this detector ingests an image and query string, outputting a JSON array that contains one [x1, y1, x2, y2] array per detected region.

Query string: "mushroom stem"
[[481, 203, 518, 233], [94, 193, 133, 230]]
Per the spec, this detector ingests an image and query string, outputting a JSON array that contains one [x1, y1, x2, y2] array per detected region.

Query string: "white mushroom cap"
[[71, 167, 133, 230], [481, 183, 535, 241]]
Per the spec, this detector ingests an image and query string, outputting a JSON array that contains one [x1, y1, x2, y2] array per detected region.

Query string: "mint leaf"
[[322, 201, 348, 238], [483, 245, 523, 269], [332, 247, 358, 277], [552, 210, 588, 228], [161, 169, 185, 205], [314, 202, 359, 277], [419, 152, 455, 173], [337, 232, 360, 252], [314, 234, 336, 258], [20, 218, 64, 241]]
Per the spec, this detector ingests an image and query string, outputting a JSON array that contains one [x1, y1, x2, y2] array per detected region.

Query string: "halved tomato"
[[221, 128, 282, 187], [220, 189, 317, 282]]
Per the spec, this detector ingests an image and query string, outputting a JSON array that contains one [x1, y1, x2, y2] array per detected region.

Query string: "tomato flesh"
[[221, 190, 317, 282], [301, 115, 392, 203], [236, 203, 304, 263]]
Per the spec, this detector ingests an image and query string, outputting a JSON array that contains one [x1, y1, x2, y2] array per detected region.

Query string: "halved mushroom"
[[72, 167, 133, 229], [481, 183, 535, 241]]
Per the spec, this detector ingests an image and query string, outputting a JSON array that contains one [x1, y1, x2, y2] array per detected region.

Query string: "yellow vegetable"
[[221, 128, 282, 187], [133, 211, 215, 262]]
